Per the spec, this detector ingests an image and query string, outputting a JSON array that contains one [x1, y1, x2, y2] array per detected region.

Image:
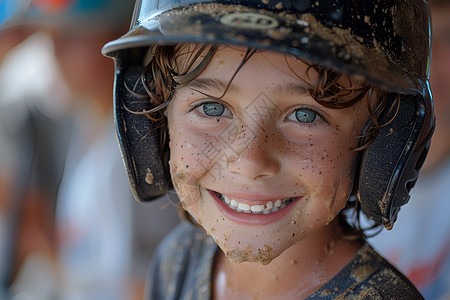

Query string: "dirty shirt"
[[145, 222, 423, 299]]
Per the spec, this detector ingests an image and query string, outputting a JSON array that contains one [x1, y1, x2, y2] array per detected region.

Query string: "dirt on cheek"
[[318, 148, 353, 223], [169, 161, 202, 209]]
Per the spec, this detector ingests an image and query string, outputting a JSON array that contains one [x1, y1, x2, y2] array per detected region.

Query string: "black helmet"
[[103, 0, 434, 229]]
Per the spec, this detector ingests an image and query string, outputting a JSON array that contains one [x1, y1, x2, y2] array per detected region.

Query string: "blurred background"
[[0, 0, 449, 300], [0, 0, 179, 299]]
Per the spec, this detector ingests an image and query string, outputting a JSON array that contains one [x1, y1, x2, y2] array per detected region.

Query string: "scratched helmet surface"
[[103, 0, 434, 229]]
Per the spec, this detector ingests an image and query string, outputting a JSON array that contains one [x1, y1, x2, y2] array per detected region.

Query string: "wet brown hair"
[[129, 42, 399, 236]]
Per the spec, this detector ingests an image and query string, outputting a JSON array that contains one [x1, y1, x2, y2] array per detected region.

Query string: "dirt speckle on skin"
[[171, 162, 187, 181], [324, 238, 336, 255]]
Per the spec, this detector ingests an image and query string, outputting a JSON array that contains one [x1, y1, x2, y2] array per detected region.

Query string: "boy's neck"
[[212, 219, 362, 300]]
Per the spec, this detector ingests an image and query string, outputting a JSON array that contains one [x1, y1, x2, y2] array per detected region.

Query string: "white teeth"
[[218, 193, 295, 215], [223, 195, 231, 205], [251, 204, 265, 212], [238, 203, 251, 211]]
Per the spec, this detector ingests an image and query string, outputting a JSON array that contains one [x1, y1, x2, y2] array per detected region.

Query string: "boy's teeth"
[[238, 203, 251, 211], [251, 205, 265, 212], [220, 194, 294, 215]]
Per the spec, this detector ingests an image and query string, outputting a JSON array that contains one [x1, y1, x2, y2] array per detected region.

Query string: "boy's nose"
[[227, 135, 281, 181]]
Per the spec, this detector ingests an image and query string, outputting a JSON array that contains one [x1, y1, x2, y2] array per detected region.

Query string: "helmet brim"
[[103, 3, 428, 95]]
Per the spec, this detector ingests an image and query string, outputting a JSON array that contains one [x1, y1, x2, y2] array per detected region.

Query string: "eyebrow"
[[181, 78, 310, 98], [181, 78, 239, 96], [272, 83, 310, 97]]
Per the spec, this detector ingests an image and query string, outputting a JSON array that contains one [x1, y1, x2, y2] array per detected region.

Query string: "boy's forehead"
[[194, 45, 365, 86], [177, 45, 301, 78], [176, 46, 370, 105]]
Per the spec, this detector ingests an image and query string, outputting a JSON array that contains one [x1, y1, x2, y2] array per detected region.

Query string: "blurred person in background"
[[0, 4, 64, 297], [367, 0, 450, 299], [0, 15, 40, 300], [0, 0, 179, 299]]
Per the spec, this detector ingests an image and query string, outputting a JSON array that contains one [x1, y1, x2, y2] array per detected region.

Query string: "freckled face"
[[167, 46, 370, 264]]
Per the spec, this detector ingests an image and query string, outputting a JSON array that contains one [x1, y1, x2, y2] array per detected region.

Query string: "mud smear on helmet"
[[299, 13, 389, 75], [390, 1, 428, 83], [156, 3, 391, 82]]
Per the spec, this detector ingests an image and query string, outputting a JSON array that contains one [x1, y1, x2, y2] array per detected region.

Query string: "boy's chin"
[[224, 245, 274, 265], [211, 224, 301, 265], [221, 244, 278, 265]]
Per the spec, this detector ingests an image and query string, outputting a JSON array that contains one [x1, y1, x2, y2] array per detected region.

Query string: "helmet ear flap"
[[114, 50, 171, 202], [358, 95, 430, 229]]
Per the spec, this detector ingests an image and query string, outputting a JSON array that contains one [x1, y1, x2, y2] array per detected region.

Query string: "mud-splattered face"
[[167, 46, 370, 264]]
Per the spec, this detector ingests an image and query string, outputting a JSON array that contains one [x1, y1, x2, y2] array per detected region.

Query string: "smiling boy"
[[103, 0, 434, 298], [167, 45, 374, 298], [168, 46, 368, 263]]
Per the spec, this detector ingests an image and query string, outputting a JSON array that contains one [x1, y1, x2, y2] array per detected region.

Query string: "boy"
[[103, 0, 434, 298]]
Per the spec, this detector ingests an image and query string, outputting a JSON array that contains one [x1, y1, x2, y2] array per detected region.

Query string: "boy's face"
[[167, 46, 370, 264]]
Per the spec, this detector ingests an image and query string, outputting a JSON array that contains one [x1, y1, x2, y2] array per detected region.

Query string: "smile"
[[209, 190, 302, 225], [215, 192, 295, 215]]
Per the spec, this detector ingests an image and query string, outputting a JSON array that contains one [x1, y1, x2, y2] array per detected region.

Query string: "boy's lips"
[[208, 190, 302, 225]]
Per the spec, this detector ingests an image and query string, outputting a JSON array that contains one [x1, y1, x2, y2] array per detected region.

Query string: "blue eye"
[[202, 103, 225, 116], [195, 102, 232, 118], [288, 109, 316, 123]]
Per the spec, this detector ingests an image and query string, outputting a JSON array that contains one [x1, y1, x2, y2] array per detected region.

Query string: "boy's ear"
[[358, 94, 432, 229], [114, 50, 172, 202]]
